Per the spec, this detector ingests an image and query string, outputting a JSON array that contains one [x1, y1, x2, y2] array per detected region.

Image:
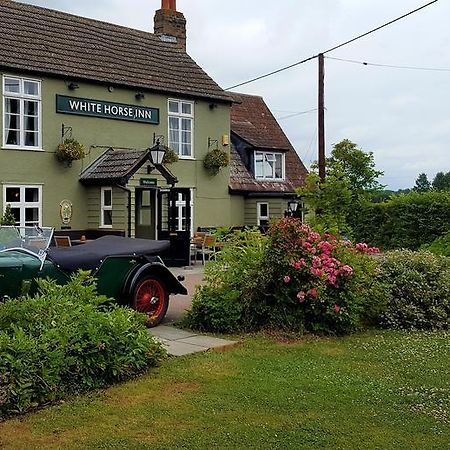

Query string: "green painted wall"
[[0, 73, 232, 231], [244, 197, 289, 227]]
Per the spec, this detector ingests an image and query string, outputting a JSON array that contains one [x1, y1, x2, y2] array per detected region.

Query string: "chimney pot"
[[162, 0, 176, 10]]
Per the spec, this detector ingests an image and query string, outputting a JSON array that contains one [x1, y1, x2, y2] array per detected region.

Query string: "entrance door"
[[158, 188, 191, 266], [135, 188, 157, 240]]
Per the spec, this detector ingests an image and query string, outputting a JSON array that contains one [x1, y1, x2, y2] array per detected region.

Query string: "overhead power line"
[[225, 0, 438, 90], [277, 108, 318, 121], [326, 56, 450, 72]]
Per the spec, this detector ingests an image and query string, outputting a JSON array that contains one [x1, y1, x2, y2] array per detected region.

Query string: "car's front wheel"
[[132, 276, 169, 327]]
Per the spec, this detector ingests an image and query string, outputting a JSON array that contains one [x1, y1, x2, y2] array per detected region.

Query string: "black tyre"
[[131, 276, 169, 327]]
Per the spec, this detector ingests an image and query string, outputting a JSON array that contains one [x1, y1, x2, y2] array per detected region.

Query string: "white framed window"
[[168, 99, 194, 158], [100, 187, 113, 228], [254, 151, 285, 180], [2, 76, 42, 150], [257, 202, 269, 227], [3, 185, 42, 227]]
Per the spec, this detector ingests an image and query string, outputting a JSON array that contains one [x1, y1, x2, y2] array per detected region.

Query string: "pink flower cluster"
[[355, 242, 380, 254]]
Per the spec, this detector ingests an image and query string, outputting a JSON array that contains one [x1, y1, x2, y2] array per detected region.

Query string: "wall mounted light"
[[108, 86, 114, 93], [149, 139, 166, 165], [135, 92, 145, 100], [68, 82, 79, 90], [209, 103, 218, 110]]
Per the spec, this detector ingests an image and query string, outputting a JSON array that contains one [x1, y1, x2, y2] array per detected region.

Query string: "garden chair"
[[200, 234, 217, 265]]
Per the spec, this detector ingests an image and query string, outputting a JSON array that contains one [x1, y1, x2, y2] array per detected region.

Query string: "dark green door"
[[135, 188, 157, 240], [158, 188, 191, 266]]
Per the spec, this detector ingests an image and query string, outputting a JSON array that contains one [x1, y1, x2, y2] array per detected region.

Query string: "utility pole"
[[318, 53, 325, 182]]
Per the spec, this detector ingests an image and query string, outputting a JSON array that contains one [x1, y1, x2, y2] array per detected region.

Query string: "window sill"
[[2, 147, 44, 152], [255, 178, 286, 182], [99, 225, 113, 229], [178, 156, 195, 160]]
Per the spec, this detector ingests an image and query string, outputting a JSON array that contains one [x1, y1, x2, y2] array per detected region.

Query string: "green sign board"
[[56, 95, 159, 124], [140, 178, 158, 186]]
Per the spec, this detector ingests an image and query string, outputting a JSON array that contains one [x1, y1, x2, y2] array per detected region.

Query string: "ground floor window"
[[2, 185, 42, 227], [257, 202, 269, 227], [100, 187, 113, 228]]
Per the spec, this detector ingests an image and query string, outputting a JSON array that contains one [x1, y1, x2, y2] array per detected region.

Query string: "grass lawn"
[[1, 330, 449, 449]]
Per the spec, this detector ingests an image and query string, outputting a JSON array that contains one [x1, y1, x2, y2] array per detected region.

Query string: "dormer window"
[[254, 151, 284, 180]]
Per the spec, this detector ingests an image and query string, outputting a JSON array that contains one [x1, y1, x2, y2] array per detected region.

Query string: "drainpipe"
[[116, 184, 132, 238]]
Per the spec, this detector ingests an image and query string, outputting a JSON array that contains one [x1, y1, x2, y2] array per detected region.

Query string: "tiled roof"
[[80, 148, 148, 185], [229, 93, 308, 193], [0, 0, 231, 102]]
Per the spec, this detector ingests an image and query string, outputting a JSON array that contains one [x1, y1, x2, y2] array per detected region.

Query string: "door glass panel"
[[160, 193, 169, 231]]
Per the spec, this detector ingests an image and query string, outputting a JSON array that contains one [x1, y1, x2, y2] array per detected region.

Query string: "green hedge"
[[0, 273, 165, 419], [379, 250, 450, 330], [350, 190, 450, 250]]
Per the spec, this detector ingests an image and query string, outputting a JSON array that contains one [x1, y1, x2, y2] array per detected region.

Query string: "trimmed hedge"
[[0, 273, 165, 419], [349, 190, 450, 250]]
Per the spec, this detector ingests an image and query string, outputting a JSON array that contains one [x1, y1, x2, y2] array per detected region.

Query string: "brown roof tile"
[[80, 148, 148, 184], [229, 93, 308, 193], [0, 0, 231, 102]]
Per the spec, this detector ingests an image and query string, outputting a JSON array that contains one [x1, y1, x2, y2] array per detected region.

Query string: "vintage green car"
[[0, 226, 187, 326]]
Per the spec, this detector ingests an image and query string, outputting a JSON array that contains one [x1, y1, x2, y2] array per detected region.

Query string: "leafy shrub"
[[350, 191, 450, 250], [421, 230, 450, 257], [183, 219, 386, 335], [0, 204, 16, 226], [379, 250, 450, 330], [181, 228, 268, 333], [0, 273, 165, 419]]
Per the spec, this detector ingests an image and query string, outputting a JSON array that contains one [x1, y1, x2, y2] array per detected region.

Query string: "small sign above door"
[[56, 95, 159, 124], [140, 178, 158, 187]]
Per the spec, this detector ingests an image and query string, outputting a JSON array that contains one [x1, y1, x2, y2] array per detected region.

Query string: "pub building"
[[0, 0, 307, 265]]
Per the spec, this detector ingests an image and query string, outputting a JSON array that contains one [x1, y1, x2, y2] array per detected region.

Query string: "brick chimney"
[[154, 0, 187, 51]]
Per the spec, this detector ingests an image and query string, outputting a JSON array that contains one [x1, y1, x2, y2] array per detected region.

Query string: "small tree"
[[1, 204, 16, 226], [432, 171, 450, 191], [414, 173, 431, 192]]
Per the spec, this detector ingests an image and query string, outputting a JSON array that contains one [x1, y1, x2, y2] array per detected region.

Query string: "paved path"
[[149, 264, 237, 356]]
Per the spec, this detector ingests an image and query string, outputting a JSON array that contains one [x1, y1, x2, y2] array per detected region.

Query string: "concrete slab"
[[148, 325, 237, 357], [177, 335, 236, 349]]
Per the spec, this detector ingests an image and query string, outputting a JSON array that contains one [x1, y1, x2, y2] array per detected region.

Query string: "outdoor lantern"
[[149, 139, 166, 165], [287, 200, 299, 215]]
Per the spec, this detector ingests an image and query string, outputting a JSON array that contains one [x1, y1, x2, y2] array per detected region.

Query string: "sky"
[[17, 0, 450, 189]]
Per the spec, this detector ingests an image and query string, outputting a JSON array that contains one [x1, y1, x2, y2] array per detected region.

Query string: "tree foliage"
[[414, 173, 431, 192], [0, 204, 16, 226], [432, 171, 450, 191]]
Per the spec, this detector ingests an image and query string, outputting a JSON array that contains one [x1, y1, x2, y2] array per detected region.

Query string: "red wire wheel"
[[132, 277, 169, 327]]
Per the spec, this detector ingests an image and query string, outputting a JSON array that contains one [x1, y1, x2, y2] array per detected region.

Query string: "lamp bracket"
[[208, 137, 219, 151], [153, 133, 165, 145], [61, 124, 72, 140]]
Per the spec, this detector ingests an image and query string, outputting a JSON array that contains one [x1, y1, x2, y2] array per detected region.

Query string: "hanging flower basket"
[[203, 149, 230, 175], [56, 138, 86, 165], [162, 147, 179, 165]]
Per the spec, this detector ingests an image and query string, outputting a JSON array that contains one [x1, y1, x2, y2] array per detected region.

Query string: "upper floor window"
[[3, 76, 41, 150], [168, 99, 194, 158], [3, 185, 42, 227], [254, 151, 285, 180]]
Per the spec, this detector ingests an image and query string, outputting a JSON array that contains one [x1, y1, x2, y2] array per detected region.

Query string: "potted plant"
[[162, 147, 179, 165], [56, 138, 86, 165], [203, 148, 230, 175], [1, 204, 16, 225]]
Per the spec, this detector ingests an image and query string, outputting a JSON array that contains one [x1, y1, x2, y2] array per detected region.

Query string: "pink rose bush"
[[267, 218, 382, 334]]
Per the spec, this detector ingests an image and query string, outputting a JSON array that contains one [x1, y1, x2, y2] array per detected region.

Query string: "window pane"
[[103, 210, 112, 226], [25, 116, 38, 131], [5, 114, 19, 130], [264, 157, 274, 178], [5, 98, 20, 114], [25, 208, 39, 223], [255, 158, 263, 178], [25, 188, 39, 203], [181, 102, 192, 115], [181, 130, 191, 145], [24, 101, 38, 116], [24, 81, 39, 96], [181, 143, 191, 156], [11, 208, 20, 224], [103, 189, 112, 206], [25, 132, 38, 147], [259, 204, 268, 217], [169, 117, 179, 131], [6, 187, 20, 203], [181, 118, 191, 132], [275, 155, 283, 178], [4, 78, 20, 94], [169, 101, 179, 113], [6, 129, 19, 145]]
